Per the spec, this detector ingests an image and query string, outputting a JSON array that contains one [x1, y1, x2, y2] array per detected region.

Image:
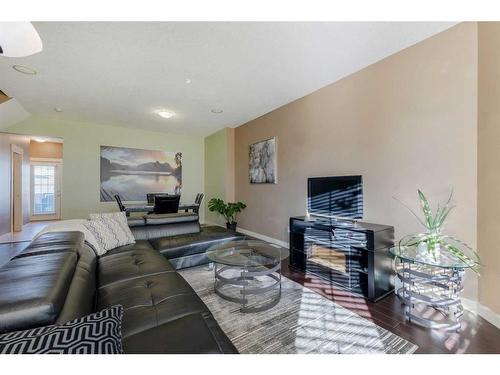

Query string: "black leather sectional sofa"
[[0, 214, 244, 354]]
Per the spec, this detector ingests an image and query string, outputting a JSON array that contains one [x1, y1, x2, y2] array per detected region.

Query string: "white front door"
[[30, 161, 62, 221]]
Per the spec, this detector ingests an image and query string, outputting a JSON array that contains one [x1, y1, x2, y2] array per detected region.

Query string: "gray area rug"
[[179, 266, 418, 354]]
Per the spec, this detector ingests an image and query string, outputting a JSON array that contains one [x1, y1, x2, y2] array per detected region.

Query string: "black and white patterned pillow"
[[0, 306, 123, 354], [85, 212, 135, 253]]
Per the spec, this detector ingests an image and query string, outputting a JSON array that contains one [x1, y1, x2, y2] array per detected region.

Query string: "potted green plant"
[[395, 189, 480, 272], [207, 198, 247, 231]]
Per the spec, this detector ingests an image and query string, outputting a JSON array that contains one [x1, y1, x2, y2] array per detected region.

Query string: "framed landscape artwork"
[[100, 145, 182, 202], [249, 137, 277, 184]]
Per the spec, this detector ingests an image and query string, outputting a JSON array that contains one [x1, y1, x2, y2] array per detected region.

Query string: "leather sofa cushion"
[[144, 213, 199, 225], [102, 239, 155, 256], [97, 247, 175, 287], [126, 217, 146, 227], [131, 222, 201, 241], [123, 312, 238, 354], [150, 226, 244, 260], [0, 252, 77, 334], [31, 231, 85, 247], [12, 231, 84, 259], [97, 272, 208, 338], [56, 243, 97, 324]]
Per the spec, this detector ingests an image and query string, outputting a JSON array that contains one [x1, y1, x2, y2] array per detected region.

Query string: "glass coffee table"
[[206, 240, 289, 313]]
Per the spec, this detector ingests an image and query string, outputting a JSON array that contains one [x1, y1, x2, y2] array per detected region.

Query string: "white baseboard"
[[477, 304, 500, 329], [236, 227, 289, 248], [203, 222, 288, 247], [462, 298, 500, 329]]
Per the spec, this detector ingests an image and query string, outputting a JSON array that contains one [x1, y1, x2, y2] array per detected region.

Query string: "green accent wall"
[[204, 128, 234, 226], [7, 116, 205, 221]]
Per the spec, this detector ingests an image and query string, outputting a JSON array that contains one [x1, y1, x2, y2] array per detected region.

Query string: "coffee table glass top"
[[206, 240, 289, 267]]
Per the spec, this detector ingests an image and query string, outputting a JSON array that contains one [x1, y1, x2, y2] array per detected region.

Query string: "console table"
[[289, 216, 395, 302]]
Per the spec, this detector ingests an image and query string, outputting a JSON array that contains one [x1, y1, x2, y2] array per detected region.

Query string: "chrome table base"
[[213, 262, 282, 313], [395, 260, 465, 331]]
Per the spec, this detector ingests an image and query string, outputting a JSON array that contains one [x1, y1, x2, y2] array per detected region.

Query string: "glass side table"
[[390, 236, 479, 331]]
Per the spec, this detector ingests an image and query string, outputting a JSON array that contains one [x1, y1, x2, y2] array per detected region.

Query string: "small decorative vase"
[[417, 241, 430, 260], [433, 242, 441, 258], [226, 222, 237, 231], [416, 238, 441, 262]]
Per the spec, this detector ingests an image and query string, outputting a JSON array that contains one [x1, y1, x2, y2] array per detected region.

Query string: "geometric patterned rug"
[[179, 266, 418, 354]]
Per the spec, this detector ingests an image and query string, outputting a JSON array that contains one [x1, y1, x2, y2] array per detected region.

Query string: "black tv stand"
[[289, 216, 395, 302], [305, 215, 358, 225]]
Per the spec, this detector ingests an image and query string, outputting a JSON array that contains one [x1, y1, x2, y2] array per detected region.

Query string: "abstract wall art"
[[249, 137, 277, 184]]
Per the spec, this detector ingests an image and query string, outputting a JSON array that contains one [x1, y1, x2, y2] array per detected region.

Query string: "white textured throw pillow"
[[85, 212, 135, 253], [34, 219, 105, 256]]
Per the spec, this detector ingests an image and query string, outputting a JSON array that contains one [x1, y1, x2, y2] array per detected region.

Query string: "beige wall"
[[235, 23, 479, 296], [8, 117, 205, 221], [30, 140, 63, 159], [478, 22, 500, 315]]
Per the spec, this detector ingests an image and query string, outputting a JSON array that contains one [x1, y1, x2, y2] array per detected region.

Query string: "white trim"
[[30, 157, 63, 163], [10, 144, 23, 232], [462, 298, 500, 329], [461, 297, 478, 313], [477, 303, 500, 329], [237, 227, 289, 248]]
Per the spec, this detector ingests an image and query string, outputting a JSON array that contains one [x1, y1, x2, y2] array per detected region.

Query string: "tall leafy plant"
[[207, 198, 246, 224], [395, 189, 480, 272]]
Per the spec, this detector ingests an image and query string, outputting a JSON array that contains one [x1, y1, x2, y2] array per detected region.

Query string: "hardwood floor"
[[281, 259, 500, 354]]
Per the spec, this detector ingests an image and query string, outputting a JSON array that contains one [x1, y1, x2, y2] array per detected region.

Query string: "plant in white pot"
[[395, 189, 480, 272], [207, 198, 247, 231]]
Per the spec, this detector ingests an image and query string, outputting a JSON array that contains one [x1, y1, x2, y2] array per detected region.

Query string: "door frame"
[[10, 144, 24, 232], [30, 158, 63, 221]]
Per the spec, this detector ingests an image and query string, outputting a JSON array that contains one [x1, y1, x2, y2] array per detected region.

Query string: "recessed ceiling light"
[[12, 64, 37, 75], [54, 107, 63, 112], [185, 78, 192, 84], [156, 109, 175, 119], [211, 109, 223, 114]]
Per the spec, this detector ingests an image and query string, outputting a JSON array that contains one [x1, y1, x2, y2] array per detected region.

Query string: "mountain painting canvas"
[[100, 145, 182, 202]]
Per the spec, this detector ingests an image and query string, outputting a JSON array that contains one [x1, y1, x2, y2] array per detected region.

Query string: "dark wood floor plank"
[[281, 259, 500, 354]]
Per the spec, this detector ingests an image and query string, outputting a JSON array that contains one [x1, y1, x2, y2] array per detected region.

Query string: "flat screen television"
[[307, 175, 363, 219]]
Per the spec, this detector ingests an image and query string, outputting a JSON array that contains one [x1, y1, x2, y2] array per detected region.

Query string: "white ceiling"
[[0, 22, 457, 136]]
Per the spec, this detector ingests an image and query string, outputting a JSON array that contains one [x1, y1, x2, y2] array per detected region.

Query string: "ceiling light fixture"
[[12, 64, 37, 75], [156, 109, 175, 119], [211, 109, 223, 114], [54, 107, 63, 112], [185, 78, 192, 84], [0, 22, 43, 57], [32, 137, 47, 143]]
